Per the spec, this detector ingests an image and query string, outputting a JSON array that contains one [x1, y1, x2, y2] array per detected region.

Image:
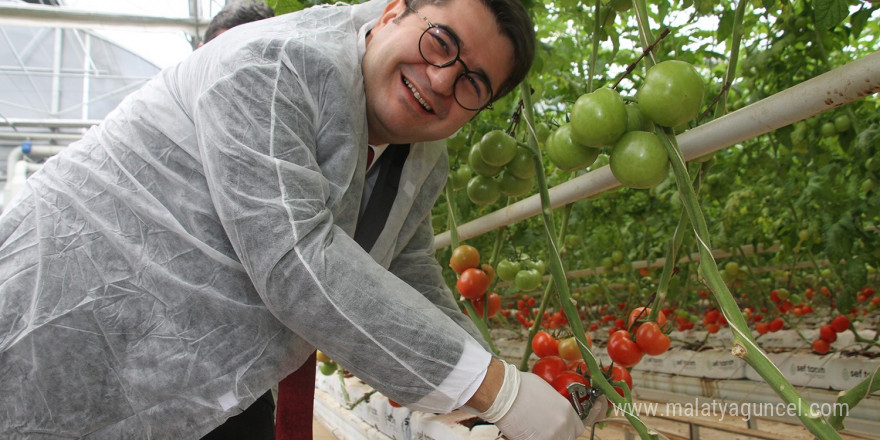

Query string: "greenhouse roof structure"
[[0, 0, 213, 209]]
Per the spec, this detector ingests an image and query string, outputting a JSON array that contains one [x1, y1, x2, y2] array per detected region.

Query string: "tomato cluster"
[[528, 330, 627, 399], [458, 130, 536, 205], [812, 315, 851, 355], [496, 257, 546, 292], [607, 307, 671, 370], [450, 244, 501, 318]]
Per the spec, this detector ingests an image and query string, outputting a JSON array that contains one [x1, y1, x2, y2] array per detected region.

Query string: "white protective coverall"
[[0, 0, 493, 438]]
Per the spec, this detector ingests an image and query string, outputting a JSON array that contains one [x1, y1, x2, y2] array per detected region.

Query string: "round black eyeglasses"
[[409, 6, 494, 111]]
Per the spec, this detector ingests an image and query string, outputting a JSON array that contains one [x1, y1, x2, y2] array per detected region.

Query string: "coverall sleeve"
[[191, 49, 490, 412], [388, 214, 492, 352]]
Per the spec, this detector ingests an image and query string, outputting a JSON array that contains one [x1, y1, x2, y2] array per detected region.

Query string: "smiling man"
[[0, 0, 598, 439]]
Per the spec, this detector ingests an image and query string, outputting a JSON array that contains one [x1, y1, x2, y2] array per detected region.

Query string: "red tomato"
[[457, 267, 489, 300], [480, 263, 496, 284], [532, 355, 567, 383], [628, 307, 666, 328], [812, 339, 831, 355], [768, 317, 785, 332], [551, 371, 589, 398], [471, 292, 501, 318], [755, 322, 770, 335], [705, 323, 721, 334], [567, 359, 588, 374], [819, 325, 837, 343], [703, 309, 721, 325], [634, 322, 671, 356], [449, 245, 480, 274], [607, 330, 643, 368], [830, 315, 850, 333], [389, 399, 403, 408], [604, 364, 633, 397], [531, 331, 559, 358]]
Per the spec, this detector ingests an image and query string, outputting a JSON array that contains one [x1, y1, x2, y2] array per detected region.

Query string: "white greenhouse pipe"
[[434, 51, 880, 249], [0, 3, 210, 35]]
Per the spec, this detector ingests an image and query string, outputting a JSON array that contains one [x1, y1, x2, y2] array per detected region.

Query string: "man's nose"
[[426, 62, 463, 96]]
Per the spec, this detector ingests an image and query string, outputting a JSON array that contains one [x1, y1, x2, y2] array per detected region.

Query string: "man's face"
[[363, 0, 515, 145]]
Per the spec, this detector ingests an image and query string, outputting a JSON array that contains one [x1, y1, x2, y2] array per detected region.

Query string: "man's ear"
[[372, 0, 407, 32]]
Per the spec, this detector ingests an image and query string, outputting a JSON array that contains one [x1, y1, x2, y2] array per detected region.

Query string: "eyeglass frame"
[[405, 4, 495, 111]]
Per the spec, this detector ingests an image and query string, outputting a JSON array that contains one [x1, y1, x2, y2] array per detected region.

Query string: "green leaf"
[[850, 7, 871, 39], [761, 0, 776, 11], [814, 0, 849, 30], [717, 11, 734, 42]]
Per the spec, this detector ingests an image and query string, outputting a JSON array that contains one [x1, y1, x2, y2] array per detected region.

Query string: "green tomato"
[[514, 268, 542, 292], [507, 146, 536, 179], [479, 130, 517, 167], [637, 60, 705, 128], [496, 259, 521, 282], [724, 262, 740, 277], [545, 123, 601, 172], [609, 131, 670, 189], [525, 259, 546, 275], [446, 130, 468, 154], [319, 361, 338, 376], [570, 88, 628, 147], [498, 170, 534, 197], [834, 115, 852, 133], [466, 175, 500, 205], [820, 122, 837, 137], [776, 288, 791, 301], [450, 165, 472, 191], [468, 143, 502, 177], [534, 122, 551, 145], [624, 103, 651, 132]]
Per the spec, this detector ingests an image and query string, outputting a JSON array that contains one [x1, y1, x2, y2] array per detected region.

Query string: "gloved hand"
[[471, 360, 585, 440]]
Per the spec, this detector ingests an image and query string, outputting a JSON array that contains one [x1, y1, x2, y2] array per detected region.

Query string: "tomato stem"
[[658, 128, 845, 440], [520, 80, 658, 440]]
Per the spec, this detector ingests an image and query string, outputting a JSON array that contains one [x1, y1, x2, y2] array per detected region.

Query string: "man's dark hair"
[[203, 0, 276, 43], [405, 0, 536, 103]]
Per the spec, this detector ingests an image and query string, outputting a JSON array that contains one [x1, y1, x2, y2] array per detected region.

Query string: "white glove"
[[583, 395, 608, 426], [472, 361, 585, 440]]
